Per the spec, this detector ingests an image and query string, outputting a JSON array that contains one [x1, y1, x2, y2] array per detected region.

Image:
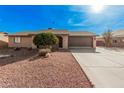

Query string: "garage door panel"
[[69, 36, 93, 47]]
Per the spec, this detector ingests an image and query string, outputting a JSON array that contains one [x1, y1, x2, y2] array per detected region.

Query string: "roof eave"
[[69, 35, 96, 36], [7, 35, 30, 37]]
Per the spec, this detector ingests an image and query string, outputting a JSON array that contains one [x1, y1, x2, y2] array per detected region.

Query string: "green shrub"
[[33, 32, 58, 57], [33, 32, 59, 49]]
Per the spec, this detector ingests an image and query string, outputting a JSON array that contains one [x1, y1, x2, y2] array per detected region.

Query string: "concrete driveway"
[[71, 47, 124, 88]]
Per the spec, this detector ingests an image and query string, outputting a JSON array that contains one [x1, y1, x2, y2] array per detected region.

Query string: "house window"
[[14, 37, 21, 43], [113, 40, 117, 43]]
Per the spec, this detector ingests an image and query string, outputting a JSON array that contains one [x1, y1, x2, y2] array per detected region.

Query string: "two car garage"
[[68, 36, 93, 48]]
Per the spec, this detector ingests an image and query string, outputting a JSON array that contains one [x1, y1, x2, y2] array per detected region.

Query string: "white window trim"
[[14, 37, 21, 43]]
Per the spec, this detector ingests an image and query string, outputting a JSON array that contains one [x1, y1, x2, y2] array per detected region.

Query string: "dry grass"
[[0, 49, 92, 88]]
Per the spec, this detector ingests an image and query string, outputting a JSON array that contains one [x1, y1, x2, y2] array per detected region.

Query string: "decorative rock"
[[45, 53, 50, 58], [0, 55, 11, 59]]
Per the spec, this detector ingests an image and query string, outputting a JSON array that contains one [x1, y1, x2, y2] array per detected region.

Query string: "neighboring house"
[[0, 32, 8, 48], [112, 30, 124, 47], [96, 30, 124, 47], [8, 29, 96, 49], [96, 36, 105, 46]]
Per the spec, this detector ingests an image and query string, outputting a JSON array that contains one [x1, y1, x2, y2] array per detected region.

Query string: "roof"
[[8, 29, 69, 36], [0, 32, 8, 34], [112, 30, 124, 37], [9, 32, 33, 36], [69, 31, 96, 36], [8, 29, 96, 36], [34, 30, 69, 35]]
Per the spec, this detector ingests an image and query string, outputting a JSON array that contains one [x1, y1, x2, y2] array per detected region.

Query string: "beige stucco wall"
[[8, 34, 96, 49], [8, 36, 33, 48], [93, 36, 96, 48], [8, 35, 69, 49], [61, 35, 68, 49], [112, 37, 124, 47], [0, 33, 8, 47], [0, 33, 8, 42]]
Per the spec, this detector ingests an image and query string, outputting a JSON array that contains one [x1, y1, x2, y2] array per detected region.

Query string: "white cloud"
[[68, 18, 95, 26], [68, 5, 124, 33]]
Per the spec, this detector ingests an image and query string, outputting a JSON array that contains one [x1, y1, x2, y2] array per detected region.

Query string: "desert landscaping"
[[0, 48, 93, 88]]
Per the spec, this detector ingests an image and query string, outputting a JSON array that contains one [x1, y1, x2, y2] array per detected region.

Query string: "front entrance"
[[57, 36, 63, 48]]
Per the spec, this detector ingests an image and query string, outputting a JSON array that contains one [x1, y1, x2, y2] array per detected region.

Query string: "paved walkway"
[[71, 47, 124, 88]]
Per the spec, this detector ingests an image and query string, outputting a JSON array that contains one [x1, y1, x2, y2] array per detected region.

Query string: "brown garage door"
[[69, 36, 93, 47], [96, 41, 105, 46]]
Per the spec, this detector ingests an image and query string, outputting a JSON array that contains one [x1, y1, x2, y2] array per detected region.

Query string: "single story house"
[[96, 36, 105, 46], [0, 32, 8, 48], [112, 30, 124, 47], [96, 30, 124, 47], [8, 29, 96, 49]]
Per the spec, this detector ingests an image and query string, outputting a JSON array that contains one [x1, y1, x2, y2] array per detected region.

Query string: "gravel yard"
[[0, 49, 92, 88]]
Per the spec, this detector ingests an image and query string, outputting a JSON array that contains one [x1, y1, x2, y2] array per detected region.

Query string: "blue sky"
[[0, 5, 124, 35]]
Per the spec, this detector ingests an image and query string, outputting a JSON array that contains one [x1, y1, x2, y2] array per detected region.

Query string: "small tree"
[[102, 29, 113, 47], [33, 32, 59, 57], [33, 32, 59, 49]]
